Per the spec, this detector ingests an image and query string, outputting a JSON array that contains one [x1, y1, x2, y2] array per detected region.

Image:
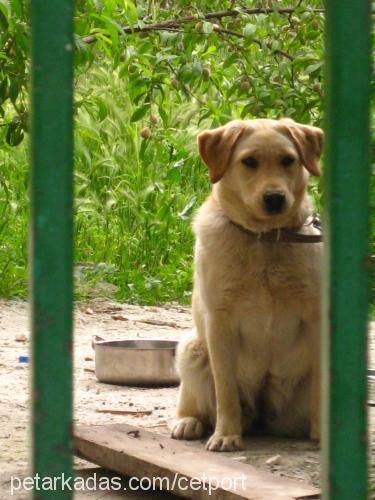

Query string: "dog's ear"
[[279, 118, 323, 176], [197, 121, 245, 183]]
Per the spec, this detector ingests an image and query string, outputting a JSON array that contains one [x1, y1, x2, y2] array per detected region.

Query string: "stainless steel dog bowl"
[[92, 336, 179, 386]]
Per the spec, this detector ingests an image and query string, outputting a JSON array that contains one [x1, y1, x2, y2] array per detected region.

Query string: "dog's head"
[[198, 118, 323, 231]]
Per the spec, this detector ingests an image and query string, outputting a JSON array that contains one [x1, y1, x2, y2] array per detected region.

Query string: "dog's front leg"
[[205, 313, 243, 452]]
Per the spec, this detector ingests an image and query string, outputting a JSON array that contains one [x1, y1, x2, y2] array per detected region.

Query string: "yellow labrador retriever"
[[171, 118, 322, 452]]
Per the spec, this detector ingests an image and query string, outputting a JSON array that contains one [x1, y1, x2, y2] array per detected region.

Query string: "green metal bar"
[[323, 1, 371, 499], [30, 1, 74, 498]]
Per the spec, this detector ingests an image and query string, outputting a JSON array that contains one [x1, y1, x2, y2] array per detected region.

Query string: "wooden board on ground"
[[74, 423, 320, 500]]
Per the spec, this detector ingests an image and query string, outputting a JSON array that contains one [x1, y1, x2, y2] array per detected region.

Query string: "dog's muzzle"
[[263, 191, 286, 215]]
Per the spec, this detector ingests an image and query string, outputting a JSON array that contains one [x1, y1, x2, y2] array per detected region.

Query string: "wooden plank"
[[74, 424, 320, 500]]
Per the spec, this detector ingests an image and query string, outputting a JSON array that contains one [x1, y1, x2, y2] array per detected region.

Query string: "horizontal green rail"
[[30, 1, 74, 498], [323, 1, 371, 499]]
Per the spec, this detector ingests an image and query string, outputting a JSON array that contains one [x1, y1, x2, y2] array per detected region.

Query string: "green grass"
[[0, 61, 373, 308]]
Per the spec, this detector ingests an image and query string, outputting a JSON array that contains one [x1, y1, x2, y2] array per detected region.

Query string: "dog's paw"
[[171, 417, 204, 440], [206, 433, 244, 452]]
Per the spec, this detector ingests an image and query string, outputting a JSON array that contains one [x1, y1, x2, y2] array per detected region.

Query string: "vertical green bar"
[[30, 1, 74, 498], [323, 1, 371, 499]]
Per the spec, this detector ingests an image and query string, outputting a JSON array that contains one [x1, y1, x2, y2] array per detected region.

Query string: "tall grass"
[[0, 144, 28, 296], [73, 64, 212, 303]]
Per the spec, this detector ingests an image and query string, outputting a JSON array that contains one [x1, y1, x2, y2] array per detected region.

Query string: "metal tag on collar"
[[304, 214, 322, 232]]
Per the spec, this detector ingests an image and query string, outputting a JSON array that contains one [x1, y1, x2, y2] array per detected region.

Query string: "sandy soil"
[[1, 298, 374, 498]]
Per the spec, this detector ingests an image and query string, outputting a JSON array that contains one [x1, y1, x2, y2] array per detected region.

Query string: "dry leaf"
[[111, 314, 129, 321]]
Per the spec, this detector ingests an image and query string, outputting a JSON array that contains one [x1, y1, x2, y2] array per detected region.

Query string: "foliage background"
[[0, 0, 373, 306]]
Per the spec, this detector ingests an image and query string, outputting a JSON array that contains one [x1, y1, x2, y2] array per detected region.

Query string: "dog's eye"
[[281, 156, 295, 167], [242, 156, 258, 169]]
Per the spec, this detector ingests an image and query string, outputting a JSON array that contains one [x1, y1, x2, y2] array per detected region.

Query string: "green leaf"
[[130, 104, 149, 122], [6, 121, 24, 146], [305, 62, 323, 74], [243, 23, 256, 39], [9, 0, 22, 17], [202, 22, 213, 34], [0, 78, 8, 104], [0, 4, 8, 30], [9, 77, 20, 102], [158, 105, 168, 127], [223, 54, 237, 69], [203, 45, 217, 56], [102, 15, 124, 48], [166, 168, 182, 184], [123, 0, 138, 26]]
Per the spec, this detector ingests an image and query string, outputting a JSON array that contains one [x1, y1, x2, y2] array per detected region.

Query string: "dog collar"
[[229, 215, 323, 243]]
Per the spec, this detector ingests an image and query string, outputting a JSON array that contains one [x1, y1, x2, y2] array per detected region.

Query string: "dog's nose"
[[263, 192, 286, 214]]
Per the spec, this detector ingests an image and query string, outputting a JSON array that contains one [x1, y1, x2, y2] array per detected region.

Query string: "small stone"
[[266, 454, 282, 466], [15, 333, 27, 342]]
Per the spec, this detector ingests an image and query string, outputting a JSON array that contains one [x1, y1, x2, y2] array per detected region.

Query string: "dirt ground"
[[1, 298, 374, 498]]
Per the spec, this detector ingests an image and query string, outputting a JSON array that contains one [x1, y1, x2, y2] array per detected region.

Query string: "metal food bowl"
[[92, 336, 180, 386]]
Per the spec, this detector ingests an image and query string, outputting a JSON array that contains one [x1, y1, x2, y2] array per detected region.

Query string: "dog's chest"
[[234, 241, 319, 300], [232, 243, 319, 370]]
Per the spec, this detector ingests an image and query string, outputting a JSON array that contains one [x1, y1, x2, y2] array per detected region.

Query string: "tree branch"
[[82, 6, 325, 45], [212, 26, 294, 61]]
